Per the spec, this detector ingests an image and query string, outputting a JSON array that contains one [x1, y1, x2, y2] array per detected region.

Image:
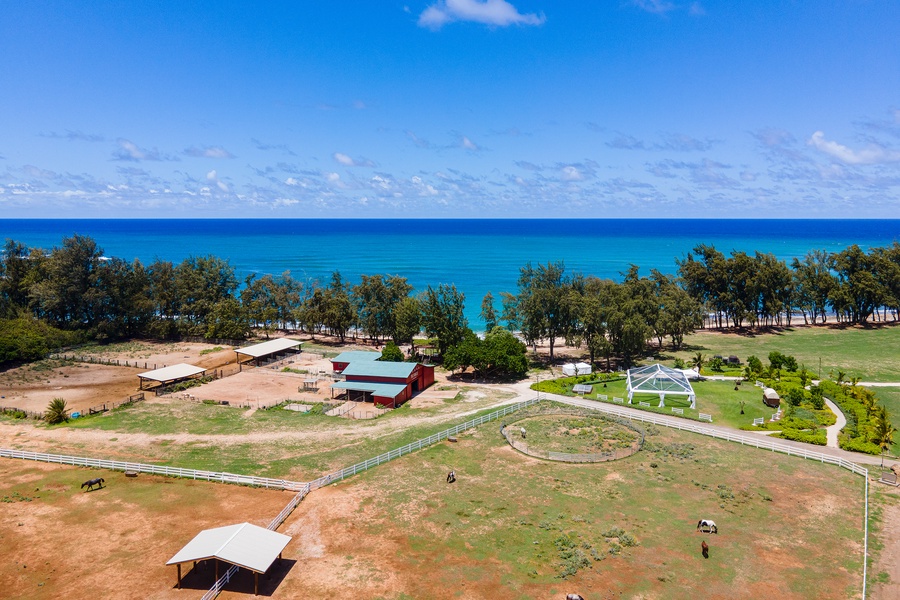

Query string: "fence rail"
[[306, 397, 543, 490], [0, 448, 306, 491]]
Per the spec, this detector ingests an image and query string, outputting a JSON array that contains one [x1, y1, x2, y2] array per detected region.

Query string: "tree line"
[[3, 235, 900, 369]]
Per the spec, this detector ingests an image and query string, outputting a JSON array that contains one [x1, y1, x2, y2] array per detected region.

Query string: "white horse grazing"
[[697, 519, 717, 534], [566, 595, 585, 600]]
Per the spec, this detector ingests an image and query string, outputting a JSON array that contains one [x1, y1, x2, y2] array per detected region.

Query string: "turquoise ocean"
[[2, 219, 899, 328]]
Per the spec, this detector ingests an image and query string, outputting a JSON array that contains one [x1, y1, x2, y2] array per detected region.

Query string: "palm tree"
[[872, 406, 897, 469], [692, 352, 705, 371], [835, 370, 846, 386], [45, 397, 69, 425]]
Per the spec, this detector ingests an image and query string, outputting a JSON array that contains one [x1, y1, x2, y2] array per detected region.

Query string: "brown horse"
[[701, 540, 709, 559]]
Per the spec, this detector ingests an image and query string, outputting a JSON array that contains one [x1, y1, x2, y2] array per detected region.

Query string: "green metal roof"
[[331, 351, 382, 363], [331, 380, 408, 398], [342, 360, 417, 379]]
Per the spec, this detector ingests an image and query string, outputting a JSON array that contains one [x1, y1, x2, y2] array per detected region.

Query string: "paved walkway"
[[824, 397, 847, 448]]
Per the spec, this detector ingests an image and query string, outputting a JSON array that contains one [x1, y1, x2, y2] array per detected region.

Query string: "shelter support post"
[[659, 392, 666, 408], [255, 572, 259, 596], [215, 559, 219, 581], [177, 563, 181, 589]]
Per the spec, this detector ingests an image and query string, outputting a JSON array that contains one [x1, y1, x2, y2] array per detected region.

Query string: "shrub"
[[45, 397, 69, 425], [747, 355, 763, 374], [379, 342, 405, 362]]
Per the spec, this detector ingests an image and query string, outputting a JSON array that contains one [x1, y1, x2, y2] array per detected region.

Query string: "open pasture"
[[673, 324, 900, 382], [0, 460, 291, 600], [271, 419, 866, 599]]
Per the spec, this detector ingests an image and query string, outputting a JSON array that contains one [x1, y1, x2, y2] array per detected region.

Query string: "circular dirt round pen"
[[501, 412, 644, 463]]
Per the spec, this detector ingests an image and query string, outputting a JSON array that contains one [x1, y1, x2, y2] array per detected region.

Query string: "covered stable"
[[138, 363, 206, 391], [235, 338, 303, 370], [562, 362, 592, 376], [331, 360, 435, 408], [167, 522, 291, 596], [626, 363, 696, 408], [763, 387, 781, 408], [330, 350, 381, 373]]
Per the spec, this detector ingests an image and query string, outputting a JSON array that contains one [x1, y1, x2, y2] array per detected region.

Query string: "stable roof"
[[341, 360, 417, 379], [331, 351, 382, 364], [235, 338, 302, 359], [138, 363, 205, 384], [166, 522, 291, 574], [331, 380, 408, 399]]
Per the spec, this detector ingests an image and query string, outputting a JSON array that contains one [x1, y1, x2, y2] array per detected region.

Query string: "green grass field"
[[314, 414, 866, 599], [669, 324, 900, 382]]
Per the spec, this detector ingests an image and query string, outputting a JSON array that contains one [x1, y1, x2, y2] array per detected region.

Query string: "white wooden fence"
[[0, 448, 306, 491]]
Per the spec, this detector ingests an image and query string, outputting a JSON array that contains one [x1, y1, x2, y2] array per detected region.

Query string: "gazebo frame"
[[626, 364, 696, 409]]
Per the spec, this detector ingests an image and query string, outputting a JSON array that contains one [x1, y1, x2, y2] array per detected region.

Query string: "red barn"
[[330, 350, 381, 374], [331, 361, 435, 408]]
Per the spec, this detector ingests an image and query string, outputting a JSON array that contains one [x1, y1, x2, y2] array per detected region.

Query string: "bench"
[[699, 413, 712, 422], [670, 407, 684, 415], [638, 401, 651, 407], [612, 397, 624, 404], [753, 417, 764, 426], [598, 394, 608, 401]]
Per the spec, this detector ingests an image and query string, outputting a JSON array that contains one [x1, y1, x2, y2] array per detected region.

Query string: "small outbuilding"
[[763, 387, 781, 408], [235, 338, 303, 370], [138, 363, 206, 391]]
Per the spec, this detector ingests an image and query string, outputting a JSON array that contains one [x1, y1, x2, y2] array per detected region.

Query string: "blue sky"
[[1, 1, 898, 218]]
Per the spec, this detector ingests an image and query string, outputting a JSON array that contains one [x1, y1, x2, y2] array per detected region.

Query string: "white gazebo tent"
[[626, 363, 696, 408], [562, 362, 592, 376]]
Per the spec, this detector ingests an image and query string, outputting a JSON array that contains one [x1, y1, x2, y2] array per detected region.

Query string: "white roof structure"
[[562, 362, 592, 376], [138, 363, 205, 384], [626, 364, 696, 409], [235, 338, 302, 359], [166, 522, 291, 574]]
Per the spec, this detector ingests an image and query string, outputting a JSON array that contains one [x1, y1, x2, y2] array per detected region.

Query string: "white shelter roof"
[[138, 363, 205, 383], [763, 387, 780, 399], [575, 362, 591, 370], [235, 338, 302, 358], [166, 522, 291, 574], [626, 364, 695, 395]]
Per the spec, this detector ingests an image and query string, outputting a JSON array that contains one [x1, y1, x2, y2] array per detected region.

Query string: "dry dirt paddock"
[[0, 460, 293, 600], [0, 342, 236, 415]]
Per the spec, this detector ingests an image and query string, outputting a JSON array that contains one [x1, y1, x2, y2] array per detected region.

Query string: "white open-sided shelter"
[[167, 522, 291, 595], [626, 363, 696, 408], [235, 338, 303, 370], [138, 363, 206, 390], [562, 362, 592, 376]]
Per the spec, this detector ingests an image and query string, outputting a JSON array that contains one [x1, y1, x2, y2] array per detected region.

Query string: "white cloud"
[[460, 136, 480, 151], [185, 146, 235, 159], [206, 169, 230, 192], [334, 153, 355, 166], [326, 172, 341, 182], [333, 152, 375, 167], [418, 0, 546, 30], [561, 165, 583, 181], [808, 131, 900, 165]]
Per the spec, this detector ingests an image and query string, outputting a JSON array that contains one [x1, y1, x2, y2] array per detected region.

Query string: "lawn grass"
[[669, 323, 900, 382], [323, 417, 866, 598]]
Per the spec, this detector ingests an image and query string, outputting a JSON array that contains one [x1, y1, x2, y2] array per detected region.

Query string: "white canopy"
[[235, 338, 302, 359], [138, 363, 205, 384], [626, 363, 696, 409], [562, 362, 592, 376], [167, 522, 291, 574]]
